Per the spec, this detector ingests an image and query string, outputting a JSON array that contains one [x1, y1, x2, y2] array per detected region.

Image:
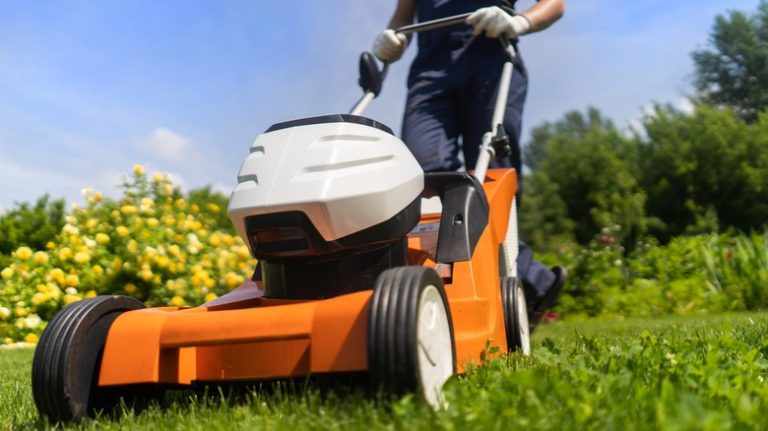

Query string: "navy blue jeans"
[[402, 38, 555, 301]]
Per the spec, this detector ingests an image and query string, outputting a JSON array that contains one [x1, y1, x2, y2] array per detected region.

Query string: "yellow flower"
[[3, 338, 11, 344], [123, 283, 137, 294], [223, 272, 245, 289], [65, 274, 80, 287], [133, 164, 145, 176], [33, 251, 49, 265], [147, 217, 159, 228], [167, 244, 181, 256], [86, 218, 98, 229], [121, 205, 138, 215], [127, 240, 138, 253], [16, 247, 32, 260], [63, 294, 81, 305], [92, 265, 104, 276], [155, 255, 170, 268], [204, 293, 218, 303], [0, 307, 10, 319], [207, 203, 221, 213], [32, 293, 48, 305], [93, 191, 104, 202], [171, 296, 185, 306], [24, 333, 39, 344], [116, 226, 130, 237], [111, 210, 121, 219], [49, 268, 65, 284], [139, 268, 154, 281], [46, 241, 55, 250], [153, 173, 166, 183], [1, 267, 13, 280], [74, 252, 91, 264], [96, 233, 110, 245], [58, 247, 73, 261], [164, 184, 173, 195], [85, 290, 97, 298]]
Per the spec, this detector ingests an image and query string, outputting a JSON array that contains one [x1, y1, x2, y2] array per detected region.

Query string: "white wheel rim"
[[516, 283, 531, 356], [416, 285, 453, 410]]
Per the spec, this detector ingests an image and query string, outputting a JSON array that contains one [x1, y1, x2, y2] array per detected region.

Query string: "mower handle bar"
[[394, 12, 473, 35]]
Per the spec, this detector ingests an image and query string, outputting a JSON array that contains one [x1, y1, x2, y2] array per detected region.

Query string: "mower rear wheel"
[[501, 276, 531, 355], [32, 295, 145, 423], [368, 266, 455, 410]]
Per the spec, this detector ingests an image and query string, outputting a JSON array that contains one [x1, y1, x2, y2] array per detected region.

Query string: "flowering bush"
[[0, 166, 255, 344]]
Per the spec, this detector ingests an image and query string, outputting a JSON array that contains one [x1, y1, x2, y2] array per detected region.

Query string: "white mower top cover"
[[228, 115, 424, 249]]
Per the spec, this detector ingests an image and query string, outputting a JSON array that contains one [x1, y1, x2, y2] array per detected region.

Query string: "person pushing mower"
[[372, 0, 567, 328]]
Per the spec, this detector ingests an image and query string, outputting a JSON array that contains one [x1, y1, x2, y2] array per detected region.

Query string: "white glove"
[[373, 29, 408, 63], [466, 6, 531, 39]]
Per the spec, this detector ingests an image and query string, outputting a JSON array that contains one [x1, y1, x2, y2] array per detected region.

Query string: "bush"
[[548, 231, 768, 320], [0, 166, 255, 344]]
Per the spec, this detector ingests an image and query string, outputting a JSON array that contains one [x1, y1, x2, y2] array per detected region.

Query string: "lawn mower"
[[31, 13, 530, 421]]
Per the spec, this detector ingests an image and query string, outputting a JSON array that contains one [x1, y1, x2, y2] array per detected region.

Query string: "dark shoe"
[[529, 266, 568, 330]]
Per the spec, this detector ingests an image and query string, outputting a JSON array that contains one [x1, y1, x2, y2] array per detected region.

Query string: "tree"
[[521, 108, 647, 250], [639, 104, 768, 240], [692, 1, 768, 122], [0, 195, 66, 260]]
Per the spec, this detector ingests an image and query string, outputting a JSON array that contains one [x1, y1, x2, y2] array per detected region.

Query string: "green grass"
[[4, 312, 768, 430]]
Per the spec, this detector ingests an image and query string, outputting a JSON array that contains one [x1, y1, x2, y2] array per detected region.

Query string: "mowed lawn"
[[3, 312, 768, 430]]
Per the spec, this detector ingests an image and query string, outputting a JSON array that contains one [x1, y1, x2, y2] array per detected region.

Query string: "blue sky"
[[0, 0, 762, 212]]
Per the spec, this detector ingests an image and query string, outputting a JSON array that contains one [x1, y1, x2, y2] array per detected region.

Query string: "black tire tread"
[[501, 276, 525, 352], [368, 266, 455, 396], [32, 295, 144, 423]]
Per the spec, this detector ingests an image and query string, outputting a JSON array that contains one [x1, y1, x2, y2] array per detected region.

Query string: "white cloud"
[[211, 182, 233, 197], [135, 127, 191, 162], [677, 97, 695, 115]]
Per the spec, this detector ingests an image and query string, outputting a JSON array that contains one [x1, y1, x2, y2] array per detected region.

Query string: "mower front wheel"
[[368, 266, 455, 410], [501, 276, 531, 355], [32, 295, 145, 423]]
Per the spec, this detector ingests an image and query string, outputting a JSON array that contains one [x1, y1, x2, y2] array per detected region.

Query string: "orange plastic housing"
[[99, 168, 517, 387]]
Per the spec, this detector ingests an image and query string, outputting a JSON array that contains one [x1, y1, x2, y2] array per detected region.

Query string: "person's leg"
[[402, 77, 462, 172]]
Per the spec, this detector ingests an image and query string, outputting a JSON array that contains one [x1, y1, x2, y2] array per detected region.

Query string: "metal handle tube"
[[491, 60, 513, 130], [472, 58, 514, 183], [349, 92, 376, 116], [395, 12, 473, 35]]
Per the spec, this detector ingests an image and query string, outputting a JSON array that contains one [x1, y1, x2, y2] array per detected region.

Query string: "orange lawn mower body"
[[32, 14, 531, 422]]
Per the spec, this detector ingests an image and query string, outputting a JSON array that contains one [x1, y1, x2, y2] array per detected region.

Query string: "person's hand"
[[466, 6, 531, 38], [373, 29, 408, 63]]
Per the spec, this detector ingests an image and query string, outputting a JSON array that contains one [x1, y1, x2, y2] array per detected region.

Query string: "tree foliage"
[[521, 108, 646, 251], [692, 1, 768, 122], [0, 196, 65, 262], [639, 104, 768, 240], [521, 105, 768, 250]]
